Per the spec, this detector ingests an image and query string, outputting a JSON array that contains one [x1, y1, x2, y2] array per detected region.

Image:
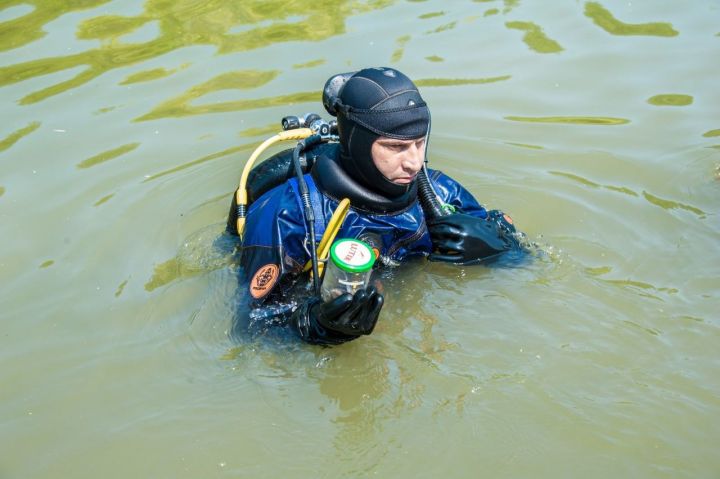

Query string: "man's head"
[[325, 67, 430, 197]]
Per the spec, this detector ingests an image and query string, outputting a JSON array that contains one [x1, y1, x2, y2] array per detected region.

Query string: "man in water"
[[228, 67, 522, 345]]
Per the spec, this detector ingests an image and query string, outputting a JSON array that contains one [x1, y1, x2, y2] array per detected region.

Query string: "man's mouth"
[[394, 176, 415, 184]]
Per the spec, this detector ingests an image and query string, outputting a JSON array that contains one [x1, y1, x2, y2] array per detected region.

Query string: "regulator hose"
[[292, 134, 324, 295], [236, 128, 314, 237], [416, 167, 447, 221]]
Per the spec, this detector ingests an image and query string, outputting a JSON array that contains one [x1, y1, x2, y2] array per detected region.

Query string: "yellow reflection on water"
[[77, 13, 150, 42], [506, 21, 563, 53], [292, 59, 325, 70], [419, 11, 445, 20], [415, 75, 511, 87], [550, 171, 638, 197], [77, 142, 140, 169], [239, 123, 280, 138], [93, 193, 114, 207], [142, 142, 255, 182], [426, 21, 457, 34], [584, 2, 678, 37], [132, 69, 280, 121], [391, 34, 411, 62], [115, 279, 128, 297], [120, 65, 187, 85], [0, 0, 110, 52], [0, 121, 41, 152], [642, 191, 705, 217], [647, 94, 693, 106], [505, 116, 629, 125], [0, 0, 395, 104]]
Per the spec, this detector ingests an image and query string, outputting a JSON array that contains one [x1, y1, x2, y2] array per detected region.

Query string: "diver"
[[226, 67, 523, 345]]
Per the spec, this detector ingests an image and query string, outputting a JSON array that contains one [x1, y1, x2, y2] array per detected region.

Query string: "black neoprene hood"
[[333, 67, 430, 198]]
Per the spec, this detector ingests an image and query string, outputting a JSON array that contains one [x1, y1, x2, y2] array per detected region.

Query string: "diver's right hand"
[[291, 286, 384, 344], [315, 286, 384, 336]]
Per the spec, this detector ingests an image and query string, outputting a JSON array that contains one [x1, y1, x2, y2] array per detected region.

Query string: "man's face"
[[370, 136, 426, 185]]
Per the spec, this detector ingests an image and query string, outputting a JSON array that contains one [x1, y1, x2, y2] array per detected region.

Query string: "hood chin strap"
[[311, 144, 418, 215]]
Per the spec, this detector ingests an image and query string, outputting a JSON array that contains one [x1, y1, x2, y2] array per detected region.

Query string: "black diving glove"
[[291, 286, 384, 344], [428, 213, 514, 265]]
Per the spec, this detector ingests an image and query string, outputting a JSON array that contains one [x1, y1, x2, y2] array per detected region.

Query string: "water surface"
[[1, 1, 719, 477]]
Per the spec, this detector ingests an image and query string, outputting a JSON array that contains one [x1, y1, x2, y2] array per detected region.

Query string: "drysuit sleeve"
[[230, 183, 312, 340], [426, 171, 523, 262]]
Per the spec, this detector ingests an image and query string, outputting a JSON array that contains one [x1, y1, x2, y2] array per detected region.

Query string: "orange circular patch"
[[503, 214, 514, 225], [249, 264, 280, 299]]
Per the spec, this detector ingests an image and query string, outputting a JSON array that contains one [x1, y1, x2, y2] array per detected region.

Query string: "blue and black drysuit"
[[228, 143, 520, 344]]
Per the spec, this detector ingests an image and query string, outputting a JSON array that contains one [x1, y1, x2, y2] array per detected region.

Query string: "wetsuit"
[[228, 142, 519, 344]]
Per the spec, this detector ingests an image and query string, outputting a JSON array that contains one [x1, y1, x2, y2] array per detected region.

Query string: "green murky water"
[[1, 1, 719, 477]]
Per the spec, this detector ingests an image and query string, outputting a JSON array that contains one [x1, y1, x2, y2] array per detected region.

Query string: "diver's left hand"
[[427, 213, 513, 264]]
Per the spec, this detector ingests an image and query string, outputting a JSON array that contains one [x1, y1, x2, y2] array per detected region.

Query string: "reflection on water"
[[550, 170, 706, 217], [550, 171, 638, 197], [93, 193, 114, 207], [391, 34, 410, 62], [0, 0, 395, 104], [141, 142, 255, 182], [505, 21, 563, 54], [0, 121, 40, 152], [77, 142, 140, 169], [119, 64, 188, 85], [505, 115, 630, 125], [0, 0, 110, 52], [292, 58, 325, 70], [2, 0, 719, 477], [647, 94, 693, 106], [642, 191, 705, 217], [134, 69, 287, 121], [415, 76, 510, 87], [584, 2, 679, 37]]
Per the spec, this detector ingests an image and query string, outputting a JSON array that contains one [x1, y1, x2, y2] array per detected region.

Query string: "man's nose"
[[402, 143, 424, 170]]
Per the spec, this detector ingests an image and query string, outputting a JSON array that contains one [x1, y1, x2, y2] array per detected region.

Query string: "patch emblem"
[[250, 264, 279, 299], [503, 214, 514, 225]]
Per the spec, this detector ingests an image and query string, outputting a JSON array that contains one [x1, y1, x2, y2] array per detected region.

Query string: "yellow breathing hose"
[[304, 197, 351, 277], [235, 128, 352, 279], [236, 128, 314, 237]]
